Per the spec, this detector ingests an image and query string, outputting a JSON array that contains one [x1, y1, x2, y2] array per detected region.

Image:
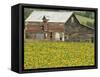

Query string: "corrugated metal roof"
[[25, 10, 73, 22]]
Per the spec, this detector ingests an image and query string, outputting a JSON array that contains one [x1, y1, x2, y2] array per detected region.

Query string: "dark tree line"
[[24, 8, 34, 20]]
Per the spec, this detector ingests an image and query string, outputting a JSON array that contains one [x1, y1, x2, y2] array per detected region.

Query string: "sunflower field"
[[24, 40, 94, 69]]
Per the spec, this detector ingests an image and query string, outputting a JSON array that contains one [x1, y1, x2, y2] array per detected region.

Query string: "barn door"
[[55, 32, 60, 41], [50, 32, 53, 40], [61, 32, 64, 41]]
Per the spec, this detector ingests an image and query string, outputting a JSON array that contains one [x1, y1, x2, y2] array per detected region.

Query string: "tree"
[[24, 8, 33, 20]]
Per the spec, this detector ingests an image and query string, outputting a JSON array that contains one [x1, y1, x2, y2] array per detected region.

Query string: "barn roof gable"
[[25, 10, 73, 22]]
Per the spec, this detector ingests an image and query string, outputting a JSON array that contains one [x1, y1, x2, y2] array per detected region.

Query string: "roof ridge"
[[25, 10, 73, 22]]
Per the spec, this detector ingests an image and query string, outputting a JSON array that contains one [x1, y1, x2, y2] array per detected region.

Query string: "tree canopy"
[[24, 8, 33, 20]]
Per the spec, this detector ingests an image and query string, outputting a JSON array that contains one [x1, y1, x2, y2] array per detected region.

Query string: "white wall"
[[0, 0, 99, 77]]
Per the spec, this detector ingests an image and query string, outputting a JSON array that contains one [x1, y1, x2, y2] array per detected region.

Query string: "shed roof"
[[25, 10, 73, 22], [75, 14, 94, 28]]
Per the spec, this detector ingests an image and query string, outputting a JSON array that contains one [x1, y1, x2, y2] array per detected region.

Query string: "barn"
[[25, 10, 94, 42]]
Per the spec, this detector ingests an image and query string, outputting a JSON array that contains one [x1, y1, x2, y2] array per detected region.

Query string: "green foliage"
[[24, 40, 94, 69], [24, 8, 33, 20]]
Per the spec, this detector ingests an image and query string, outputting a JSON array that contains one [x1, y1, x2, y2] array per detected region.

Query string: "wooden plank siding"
[[64, 14, 94, 42]]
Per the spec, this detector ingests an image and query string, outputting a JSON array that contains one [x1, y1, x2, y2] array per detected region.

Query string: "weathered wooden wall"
[[25, 22, 64, 40], [64, 14, 94, 42]]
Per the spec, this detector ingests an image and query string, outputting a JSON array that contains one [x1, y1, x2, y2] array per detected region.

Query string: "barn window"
[[71, 17, 74, 23]]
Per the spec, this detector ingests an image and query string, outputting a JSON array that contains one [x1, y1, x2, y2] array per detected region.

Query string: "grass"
[[24, 40, 95, 69], [75, 14, 94, 27]]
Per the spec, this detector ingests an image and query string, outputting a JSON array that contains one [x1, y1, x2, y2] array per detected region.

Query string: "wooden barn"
[[25, 10, 94, 42]]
